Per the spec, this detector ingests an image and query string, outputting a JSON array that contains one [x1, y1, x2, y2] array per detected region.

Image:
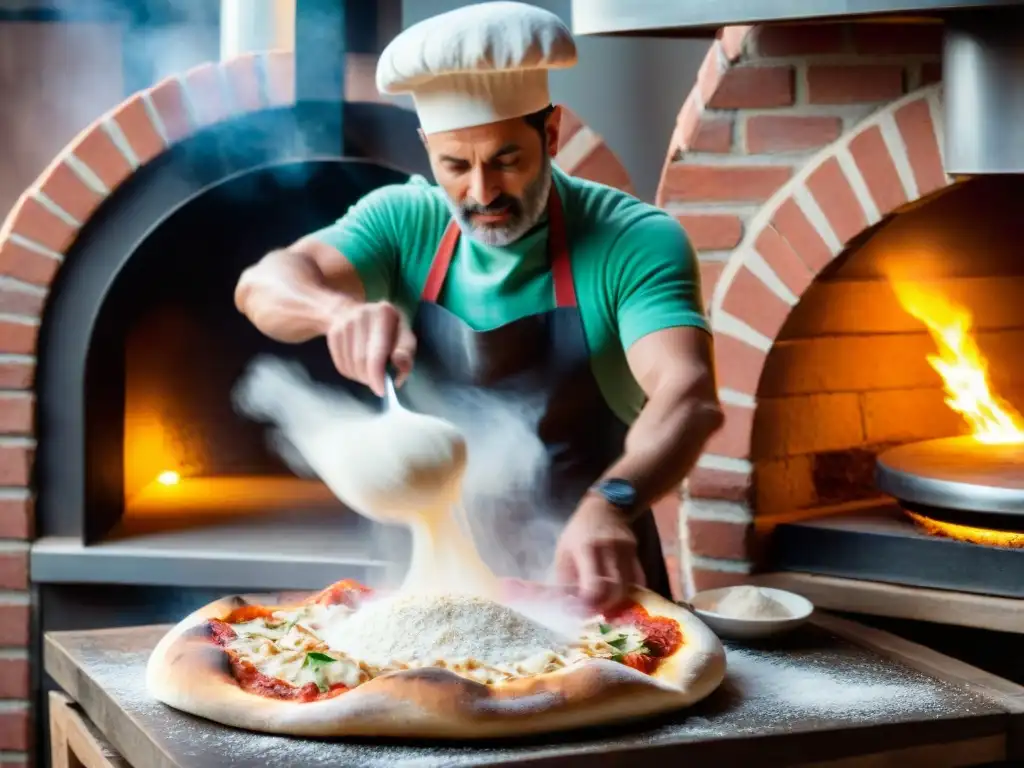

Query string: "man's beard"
[[445, 159, 553, 247]]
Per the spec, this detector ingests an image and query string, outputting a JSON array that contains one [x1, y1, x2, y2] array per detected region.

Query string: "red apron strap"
[[421, 219, 461, 302], [420, 188, 576, 307], [547, 189, 576, 309]]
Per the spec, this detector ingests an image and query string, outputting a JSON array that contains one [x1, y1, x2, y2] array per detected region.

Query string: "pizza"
[[146, 578, 726, 738]]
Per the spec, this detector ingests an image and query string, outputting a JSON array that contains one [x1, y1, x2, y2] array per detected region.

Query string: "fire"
[[890, 280, 1024, 445], [156, 470, 181, 486], [890, 280, 1024, 547]]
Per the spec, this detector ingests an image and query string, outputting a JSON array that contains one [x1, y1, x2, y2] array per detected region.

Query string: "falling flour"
[[713, 586, 792, 620], [322, 592, 570, 668]]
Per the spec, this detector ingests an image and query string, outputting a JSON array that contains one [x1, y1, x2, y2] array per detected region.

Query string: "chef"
[[234, 1, 723, 610]]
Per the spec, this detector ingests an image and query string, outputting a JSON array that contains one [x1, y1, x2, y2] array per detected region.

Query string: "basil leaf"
[[608, 636, 628, 651], [304, 651, 335, 666], [610, 653, 624, 664], [598, 623, 612, 634]]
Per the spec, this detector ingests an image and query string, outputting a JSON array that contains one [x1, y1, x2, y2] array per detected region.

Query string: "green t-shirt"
[[310, 165, 709, 424]]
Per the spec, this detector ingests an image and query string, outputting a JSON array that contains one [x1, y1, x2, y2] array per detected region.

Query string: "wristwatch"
[[588, 478, 642, 520]]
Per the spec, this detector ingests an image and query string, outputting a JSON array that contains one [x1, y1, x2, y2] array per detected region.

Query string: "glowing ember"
[[156, 470, 181, 486], [906, 510, 1024, 549], [890, 281, 1024, 445]]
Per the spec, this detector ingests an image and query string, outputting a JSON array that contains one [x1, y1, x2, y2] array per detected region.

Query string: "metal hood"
[[571, 0, 1024, 175]]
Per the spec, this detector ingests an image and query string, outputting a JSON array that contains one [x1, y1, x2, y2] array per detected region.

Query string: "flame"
[[890, 280, 1024, 445], [906, 510, 1024, 549], [156, 470, 181, 486]]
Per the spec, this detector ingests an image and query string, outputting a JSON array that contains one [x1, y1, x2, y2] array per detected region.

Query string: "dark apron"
[[402, 187, 672, 600]]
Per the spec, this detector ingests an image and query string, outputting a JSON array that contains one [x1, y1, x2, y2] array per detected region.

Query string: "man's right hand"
[[324, 300, 417, 397]]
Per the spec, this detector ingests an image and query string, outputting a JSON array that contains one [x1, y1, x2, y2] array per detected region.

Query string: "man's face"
[[423, 108, 561, 247]]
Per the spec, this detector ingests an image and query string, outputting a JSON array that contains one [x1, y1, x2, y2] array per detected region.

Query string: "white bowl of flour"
[[690, 585, 813, 641]]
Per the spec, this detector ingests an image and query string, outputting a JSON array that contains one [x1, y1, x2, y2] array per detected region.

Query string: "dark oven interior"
[[761, 174, 1024, 597]]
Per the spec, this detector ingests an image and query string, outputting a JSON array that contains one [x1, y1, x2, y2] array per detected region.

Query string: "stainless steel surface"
[[570, 0, 1021, 36], [875, 435, 1024, 515], [30, 508, 406, 589], [944, 9, 1024, 174]]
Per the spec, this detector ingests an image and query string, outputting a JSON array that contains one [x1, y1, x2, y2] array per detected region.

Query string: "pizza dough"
[[146, 584, 727, 739], [152, 356, 729, 738]]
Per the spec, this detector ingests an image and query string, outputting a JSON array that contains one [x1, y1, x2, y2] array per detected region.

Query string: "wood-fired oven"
[[2, 2, 636, 761], [571, 1, 1024, 645]]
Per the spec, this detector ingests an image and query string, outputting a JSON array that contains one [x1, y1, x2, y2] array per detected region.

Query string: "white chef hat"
[[376, 2, 577, 135]]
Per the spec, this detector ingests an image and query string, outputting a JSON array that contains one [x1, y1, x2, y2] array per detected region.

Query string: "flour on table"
[[322, 592, 571, 668], [713, 586, 791, 620]]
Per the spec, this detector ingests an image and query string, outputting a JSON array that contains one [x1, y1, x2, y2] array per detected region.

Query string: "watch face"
[[601, 479, 637, 507]]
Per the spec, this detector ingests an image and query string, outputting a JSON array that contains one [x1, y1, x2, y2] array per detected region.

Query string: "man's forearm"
[[600, 386, 724, 511], [235, 247, 362, 344]]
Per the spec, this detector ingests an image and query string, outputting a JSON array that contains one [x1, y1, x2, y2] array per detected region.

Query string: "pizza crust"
[[146, 587, 726, 739]]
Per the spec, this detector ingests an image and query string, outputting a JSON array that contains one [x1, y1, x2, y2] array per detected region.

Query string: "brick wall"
[[655, 22, 969, 594], [0, 51, 633, 763]]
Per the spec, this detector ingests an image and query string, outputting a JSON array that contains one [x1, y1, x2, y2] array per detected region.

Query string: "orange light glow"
[[906, 510, 1024, 548], [156, 470, 181, 486], [890, 280, 1024, 445]]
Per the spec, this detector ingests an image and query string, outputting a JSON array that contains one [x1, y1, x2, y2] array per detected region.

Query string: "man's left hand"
[[553, 497, 646, 612]]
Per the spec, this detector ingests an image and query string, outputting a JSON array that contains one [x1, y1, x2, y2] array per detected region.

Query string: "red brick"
[[807, 65, 905, 105], [0, 499, 31, 540], [223, 53, 266, 114], [0, 553, 27, 590], [0, 447, 31, 487], [708, 66, 794, 109], [754, 24, 846, 56], [691, 568, 750, 593], [704, 403, 754, 459], [698, 261, 724, 310], [572, 144, 633, 194], [0, 709, 29, 750], [183, 62, 231, 126], [719, 26, 752, 61], [37, 160, 103, 224], [266, 50, 296, 106], [147, 76, 191, 144], [111, 94, 166, 166], [71, 120, 134, 192], [678, 215, 743, 251], [673, 94, 700, 155], [754, 226, 814, 297], [664, 553, 683, 601], [652, 494, 680, 553], [696, 43, 724, 105], [721, 266, 791, 340], [0, 605, 28, 647], [0, 363, 33, 391], [0, 239, 60, 287], [691, 118, 733, 153], [0, 659, 27, 698], [806, 156, 868, 246], [687, 519, 751, 560], [851, 23, 943, 55], [921, 61, 942, 86], [558, 108, 584, 146], [746, 115, 842, 154], [7, 195, 77, 255], [714, 332, 767, 395], [0, 289, 42, 319], [661, 164, 792, 204], [771, 198, 834, 271], [0, 323, 37, 356], [894, 98, 948, 198], [848, 125, 908, 216], [0, 396, 32, 436], [687, 466, 751, 502]]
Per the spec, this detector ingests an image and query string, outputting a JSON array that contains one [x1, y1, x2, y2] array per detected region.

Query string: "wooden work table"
[[44, 612, 1024, 767]]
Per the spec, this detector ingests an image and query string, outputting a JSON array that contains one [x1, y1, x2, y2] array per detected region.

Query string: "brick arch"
[[709, 83, 951, 430], [0, 52, 632, 318]]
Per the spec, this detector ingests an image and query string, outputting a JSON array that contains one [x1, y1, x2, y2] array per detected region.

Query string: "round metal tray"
[[875, 436, 1024, 525]]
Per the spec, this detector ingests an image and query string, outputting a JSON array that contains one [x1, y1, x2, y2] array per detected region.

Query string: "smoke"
[[232, 355, 569, 590]]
